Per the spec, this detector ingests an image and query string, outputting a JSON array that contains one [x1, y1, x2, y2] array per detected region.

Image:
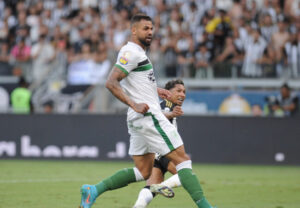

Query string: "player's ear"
[[131, 26, 137, 36]]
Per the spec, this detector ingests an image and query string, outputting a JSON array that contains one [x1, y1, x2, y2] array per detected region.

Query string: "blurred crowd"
[[0, 0, 300, 86]]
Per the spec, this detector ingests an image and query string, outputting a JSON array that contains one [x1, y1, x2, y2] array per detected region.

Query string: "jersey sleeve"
[[114, 49, 138, 75]]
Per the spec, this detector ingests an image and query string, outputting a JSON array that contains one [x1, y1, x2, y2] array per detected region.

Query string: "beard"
[[139, 37, 152, 47]]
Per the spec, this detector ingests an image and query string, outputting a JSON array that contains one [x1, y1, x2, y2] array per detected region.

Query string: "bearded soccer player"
[[134, 79, 186, 208], [79, 13, 215, 208]]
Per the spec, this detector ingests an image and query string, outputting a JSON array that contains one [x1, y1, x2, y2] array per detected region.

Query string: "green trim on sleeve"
[[132, 64, 153, 72], [115, 64, 129, 75]]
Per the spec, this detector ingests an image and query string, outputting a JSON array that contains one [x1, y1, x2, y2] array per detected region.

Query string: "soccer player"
[[79, 13, 215, 208], [133, 79, 186, 208]]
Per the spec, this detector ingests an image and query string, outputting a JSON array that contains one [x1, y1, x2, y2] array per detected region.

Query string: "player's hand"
[[171, 106, 184, 117], [132, 103, 149, 114], [157, 88, 171, 99]]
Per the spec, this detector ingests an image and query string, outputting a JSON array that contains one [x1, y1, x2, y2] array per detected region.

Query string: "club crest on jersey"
[[119, 56, 128, 65]]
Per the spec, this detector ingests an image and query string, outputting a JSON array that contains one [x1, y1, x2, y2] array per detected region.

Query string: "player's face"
[[169, 84, 186, 106], [135, 20, 153, 47], [280, 87, 289, 98]]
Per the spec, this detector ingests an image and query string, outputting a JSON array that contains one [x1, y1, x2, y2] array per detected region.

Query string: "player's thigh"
[[128, 118, 153, 156], [165, 145, 190, 166], [146, 167, 164, 185], [144, 112, 184, 156], [132, 153, 155, 179]]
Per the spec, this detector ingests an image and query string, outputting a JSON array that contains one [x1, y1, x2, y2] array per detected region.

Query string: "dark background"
[[0, 114, 299, 165]]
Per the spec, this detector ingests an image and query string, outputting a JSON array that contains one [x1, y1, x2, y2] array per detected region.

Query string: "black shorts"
[[153, 156, 170, 174]]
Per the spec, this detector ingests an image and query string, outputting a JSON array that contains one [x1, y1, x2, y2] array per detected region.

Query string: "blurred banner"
[[0, 114, 299, 165]]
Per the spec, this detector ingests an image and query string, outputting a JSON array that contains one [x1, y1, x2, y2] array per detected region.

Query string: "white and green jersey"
[[115, 41, 160, 121]]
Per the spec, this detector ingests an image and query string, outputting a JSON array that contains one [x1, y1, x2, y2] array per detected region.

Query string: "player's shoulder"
[[118, 43, 143, 64], [120, 42, 143, 55]]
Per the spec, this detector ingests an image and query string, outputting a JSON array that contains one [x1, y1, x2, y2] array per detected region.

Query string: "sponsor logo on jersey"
[[119, 56, 128, 65], [119, 51, 131, 65], [147, 71, 156, 83]]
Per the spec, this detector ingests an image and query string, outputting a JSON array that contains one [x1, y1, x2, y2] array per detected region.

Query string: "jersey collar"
[[128, 41, 145, 52]]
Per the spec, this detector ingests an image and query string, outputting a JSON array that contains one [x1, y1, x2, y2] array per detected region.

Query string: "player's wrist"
[[169, 112, 176, 118], [128, 101, 137, 109]]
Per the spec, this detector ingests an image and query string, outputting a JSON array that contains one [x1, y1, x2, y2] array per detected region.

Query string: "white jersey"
[[115, 41, 161, 121]]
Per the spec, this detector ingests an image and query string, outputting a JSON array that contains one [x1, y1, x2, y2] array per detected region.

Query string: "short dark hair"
[[130, 13, 152, 26], [281, 83, 290, 90], [43, 100, 54, 107], [165, 79, 184, 90], [18, 76, 28, 87]]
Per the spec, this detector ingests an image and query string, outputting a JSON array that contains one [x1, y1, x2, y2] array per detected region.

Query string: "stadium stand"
[[0, 0, 299, 114]]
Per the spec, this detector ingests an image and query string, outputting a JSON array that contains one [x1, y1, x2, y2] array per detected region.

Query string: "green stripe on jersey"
[[115, 64, 129, 75], [145, 112, 175, 151], [133, 64, 152, 72]]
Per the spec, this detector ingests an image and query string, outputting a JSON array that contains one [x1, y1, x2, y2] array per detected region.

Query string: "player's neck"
[[130, 38, 147, 50]]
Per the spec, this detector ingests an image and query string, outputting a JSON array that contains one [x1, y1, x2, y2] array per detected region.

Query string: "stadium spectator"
[[67, 41, 96, 85], [42, 99, 54, 114], [228, 0, 243, 28], [51, 0, 69, 25], [31, 33, 55, 83], [193, 15, 210, 47], [269, 83, 299, 116], [137, 0, 157, 19], [112, 19, 130, 51], [11, 10, 30, 44], [261, 0, 277, 23], [0, 40, 11, 75], [214, 36, 241, 77], [0, 86, 9, 113], [251, 104, 264, 117], [0, 1, 4, 19], [149, 37, 165, 77], [2, 6, 17, 29], [284, 33, 300, 78], [10, 76, 33, 114], [161, 30, 178, 77], [206, 9, 232, 56], [176, 31, 194, 77], [194, 43, 212, 79], [26, 5, 40, 43], [169, 7, 182, 35], [260, 14, 278, 43], [93, 41, 111, 83], [181, 1, 203, 33], [256, 45, 276, 77], [242, 28, 267, 77], [52, 35, 68, 80], [271, 19, 290, 77], [0, 19, 9, 40], [10, 37, 31, 81]]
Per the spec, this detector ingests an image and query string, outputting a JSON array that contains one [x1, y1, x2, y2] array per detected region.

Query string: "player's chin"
[[176, 99, 184, 106], [176, 101, 183, 106], [145, 38, 152, 44]]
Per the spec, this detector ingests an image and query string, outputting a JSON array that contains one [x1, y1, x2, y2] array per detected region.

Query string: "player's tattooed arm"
[[106, 67, 149, 114]]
